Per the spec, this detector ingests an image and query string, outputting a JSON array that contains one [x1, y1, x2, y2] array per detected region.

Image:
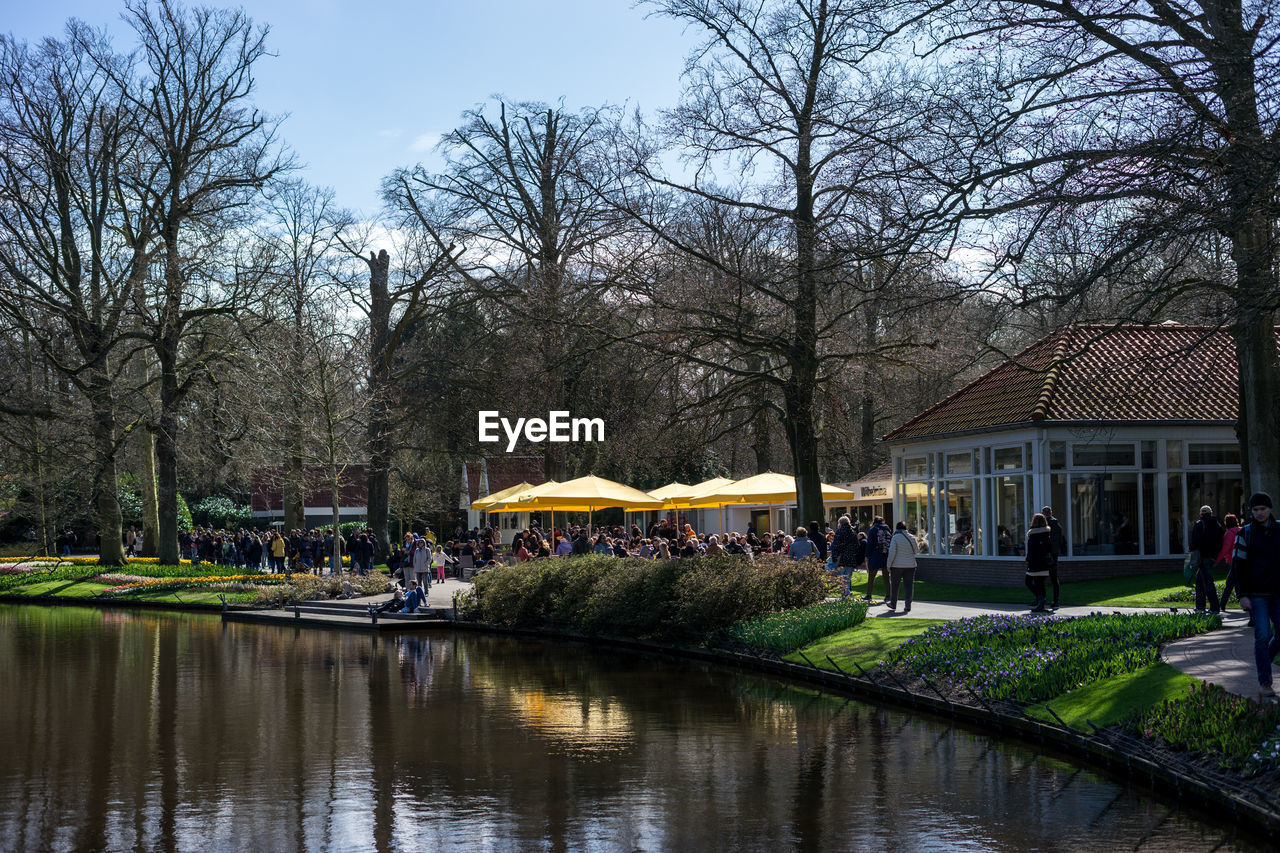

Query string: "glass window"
[[993, 447, 1023, 471], [1187, 472, 1245, 520], [945, 479, 979, 555], [1167, 473, 1184, 554], [946, 453, 972, 476], [1050, 442, 1066, 470], [1166, 440, 1182, 470], [1141, 441, 1156, 469], [1187, 443, 1241, 467], [1072, 443, 1136, 467], [901, 482, 933, 555], [1051, 475, 1068, 557], [1141, 473, 1156, 555], [994, 475, 1027, 556], [904, 456, 927, 479], [1070, 473, 1139, 556]]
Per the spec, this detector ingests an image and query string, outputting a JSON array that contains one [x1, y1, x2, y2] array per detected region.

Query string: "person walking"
[[410, 538, 430, 589], [788, 526, 818, 560], [863, 516, 891, 602], [1043, 506, 1066, 608], [885, 521, 918, 613], [1189, 505, 1224, 613], [1217, 513, 1242, 612], [1233, 493, 1280, 700], [432, 544, 449, 583], [270, 531, 286, 574], [1025, 513, 1054, 613], [807, 521, 827, 562], [830, 515, 860, 599]]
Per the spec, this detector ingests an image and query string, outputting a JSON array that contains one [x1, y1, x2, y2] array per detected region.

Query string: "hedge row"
[[456, 553, 832, 640]]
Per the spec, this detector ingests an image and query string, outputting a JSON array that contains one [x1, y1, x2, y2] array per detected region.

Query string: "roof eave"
[[884, 418, 1236, 446]]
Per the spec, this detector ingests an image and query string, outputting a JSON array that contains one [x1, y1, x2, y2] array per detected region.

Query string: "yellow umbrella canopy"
[[485, 480, 560, 513], [685, 472, 855, 507], [667, 476, 736, 508], [471, 481, 535, 511], [516, 475, 665, 511], [646, 482, 693, 502]]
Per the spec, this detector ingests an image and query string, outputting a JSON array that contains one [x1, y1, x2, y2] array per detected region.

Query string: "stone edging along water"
[[4, 593, 1276, 840], [446, 618, 1280, 841]]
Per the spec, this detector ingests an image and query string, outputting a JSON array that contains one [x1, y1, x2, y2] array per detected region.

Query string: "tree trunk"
[[136, 422, 160, 558], [155, 329, 182, 566], [331, 481, 342, 576], [1233, 309, 1280, 495], [284, 450, 305, 530], [364, 250, 393, 553], [89, 368, 127, 567], [788, 117, 822, 530], [784, 377, 824, 530], [752, 403, 772, 474]]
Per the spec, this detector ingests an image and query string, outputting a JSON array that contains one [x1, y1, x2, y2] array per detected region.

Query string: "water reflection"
[[0, 605, 1262, 852]]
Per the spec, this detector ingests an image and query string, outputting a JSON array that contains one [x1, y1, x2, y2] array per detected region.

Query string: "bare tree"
[[0, 28, 151, 565], [387, 98, 628, 481], [923, 0, 1280, 492], [335, 221, 452, 558], [106, 0, 290, 563], [612, 0, 944, 523]]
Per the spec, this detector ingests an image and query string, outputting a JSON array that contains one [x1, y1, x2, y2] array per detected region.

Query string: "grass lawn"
[[847, 569, 1190, 608], [5, 578, 113, 597], [1026, 661, 1196, 729], [785, 617, 945, 672]]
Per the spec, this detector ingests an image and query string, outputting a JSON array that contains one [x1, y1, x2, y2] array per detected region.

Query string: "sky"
[[4, 1, 699, 216]]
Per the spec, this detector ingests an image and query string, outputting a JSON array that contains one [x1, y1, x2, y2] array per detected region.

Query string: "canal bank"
[[4, 580, 1277, 842]]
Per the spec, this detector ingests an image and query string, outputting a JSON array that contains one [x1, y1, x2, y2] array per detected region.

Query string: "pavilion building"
[[883, 323, 1273, 586]]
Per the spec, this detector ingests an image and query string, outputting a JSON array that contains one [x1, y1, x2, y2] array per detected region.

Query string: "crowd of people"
[[176, 526, 381, 575]]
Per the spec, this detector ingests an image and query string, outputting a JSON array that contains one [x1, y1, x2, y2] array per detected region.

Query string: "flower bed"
[[728, 598, 868, 652], [99, 575, 294, 597], [883, 611, 1218, 703], [1127, 682, 1280, 777]]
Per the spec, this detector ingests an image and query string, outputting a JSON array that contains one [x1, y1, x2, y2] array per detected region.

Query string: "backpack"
[[875, 526, 891, 554]]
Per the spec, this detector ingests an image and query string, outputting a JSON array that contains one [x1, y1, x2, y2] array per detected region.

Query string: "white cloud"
[[409, 132, 442, 152]]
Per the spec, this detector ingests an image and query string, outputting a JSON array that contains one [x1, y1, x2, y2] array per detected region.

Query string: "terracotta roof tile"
[[884, 324, 1275, 442]]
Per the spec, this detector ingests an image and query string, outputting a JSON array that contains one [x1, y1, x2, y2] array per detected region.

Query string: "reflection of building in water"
[[885, 324, 1264, 586], [510, 690, 635, 758]]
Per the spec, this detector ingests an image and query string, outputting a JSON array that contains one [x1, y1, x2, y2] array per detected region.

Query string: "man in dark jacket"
[[864, 516, 891, 601], [1189, 505, 1225, 613], [571, 529, 592, 556], [1233, 492, 1280, 699]]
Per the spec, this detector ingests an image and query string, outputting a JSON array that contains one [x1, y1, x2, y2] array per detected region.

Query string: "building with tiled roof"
[[883, 324, 1269, 587]]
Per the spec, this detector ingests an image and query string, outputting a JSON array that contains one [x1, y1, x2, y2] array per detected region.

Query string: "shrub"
[[727, 597, 869, 652], [885, 611, 1218, 703], [190, 495, 252, 529], [465, 553, 829, 639], [1127, 682, 1280, 775]]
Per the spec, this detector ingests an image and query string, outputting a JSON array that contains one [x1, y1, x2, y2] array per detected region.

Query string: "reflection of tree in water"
[[0, 609, 1257, 852]]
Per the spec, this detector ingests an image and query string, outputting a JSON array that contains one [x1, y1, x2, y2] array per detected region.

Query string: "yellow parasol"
[[470, 481, 535, 511], [686, 472, 856, 532], [517, 475, 664, 533]]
